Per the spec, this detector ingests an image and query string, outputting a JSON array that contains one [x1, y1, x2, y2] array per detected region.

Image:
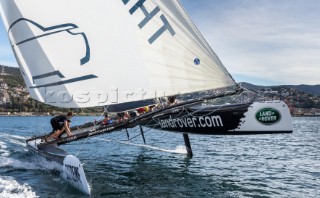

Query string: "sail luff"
[[175, 0, 235, 83], [175, 1, 219, 60], [164, 2, 217, 63], [161, 0, 235, 84], [172, 0, 234, 83]]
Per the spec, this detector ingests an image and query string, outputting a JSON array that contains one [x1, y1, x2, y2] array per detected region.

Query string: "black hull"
[[26, 139, 67, 164], [140, 102, 293, 135]]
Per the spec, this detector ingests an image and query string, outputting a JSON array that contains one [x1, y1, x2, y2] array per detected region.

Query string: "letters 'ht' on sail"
[[122, 0, 176, 44]]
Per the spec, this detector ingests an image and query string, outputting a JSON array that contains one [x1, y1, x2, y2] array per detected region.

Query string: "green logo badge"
[[256, 108, 281, 125]]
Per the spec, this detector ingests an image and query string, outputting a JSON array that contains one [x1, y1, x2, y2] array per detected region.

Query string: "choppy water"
[[0, 116, 319, 197]]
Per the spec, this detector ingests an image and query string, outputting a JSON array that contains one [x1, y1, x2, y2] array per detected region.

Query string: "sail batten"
[[0, 0, 236, 108]]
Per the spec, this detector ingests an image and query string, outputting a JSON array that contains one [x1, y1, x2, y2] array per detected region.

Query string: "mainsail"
[[0, 0, 236, 108]]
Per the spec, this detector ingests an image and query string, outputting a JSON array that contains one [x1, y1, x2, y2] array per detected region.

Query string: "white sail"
[[0, 0, 236, 108]]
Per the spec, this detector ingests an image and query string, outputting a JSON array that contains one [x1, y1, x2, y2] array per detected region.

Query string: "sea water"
[[0, 116, 319, 197]]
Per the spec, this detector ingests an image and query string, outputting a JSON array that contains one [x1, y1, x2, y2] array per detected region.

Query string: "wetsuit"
[[50, 115, 68, 133]]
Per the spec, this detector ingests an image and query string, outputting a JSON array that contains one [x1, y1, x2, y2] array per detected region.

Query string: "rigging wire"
[[39, 86, 243, 147], [77, 126, 154, 166], [74, 111, 105, 157], [35, 115, 40, 137]]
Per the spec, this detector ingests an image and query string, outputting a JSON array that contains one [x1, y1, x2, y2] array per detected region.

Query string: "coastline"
[[0, 112, 102, 117], [0, 113, 318, 118]]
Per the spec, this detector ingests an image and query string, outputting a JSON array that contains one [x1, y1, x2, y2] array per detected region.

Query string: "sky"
[[0, 0, 319, 86]]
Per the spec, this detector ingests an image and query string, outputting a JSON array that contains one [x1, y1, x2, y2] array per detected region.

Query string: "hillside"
[[240, 82, 320, 96], [0, 65, 25, 87], [0, 65, 102, 114], [282, 85, 320, 96]]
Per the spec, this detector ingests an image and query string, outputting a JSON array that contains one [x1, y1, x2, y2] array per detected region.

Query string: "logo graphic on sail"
[[8, 18, 97, 89], [194, 58, 201, 65]]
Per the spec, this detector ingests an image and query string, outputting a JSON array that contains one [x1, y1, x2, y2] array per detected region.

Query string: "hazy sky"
[[0, 0, 319, 85], [181, 0, 320, 85]]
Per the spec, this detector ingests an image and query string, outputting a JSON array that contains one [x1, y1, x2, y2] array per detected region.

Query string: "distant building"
[[0, 82, 8, 89], [0, 78, 8, 89], [0, 90, 10, 103], [0, 67, 8, 75]]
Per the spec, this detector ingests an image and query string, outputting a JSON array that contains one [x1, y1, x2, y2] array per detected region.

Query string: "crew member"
[[45, 112, 73, 142]]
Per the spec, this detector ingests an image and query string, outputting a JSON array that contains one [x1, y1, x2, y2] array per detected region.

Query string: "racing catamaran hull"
[[26, 138, 91, 195], [141, 101, 293, 135]]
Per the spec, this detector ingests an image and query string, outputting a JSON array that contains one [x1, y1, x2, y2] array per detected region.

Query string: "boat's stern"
[[235, 101, 293, 133]]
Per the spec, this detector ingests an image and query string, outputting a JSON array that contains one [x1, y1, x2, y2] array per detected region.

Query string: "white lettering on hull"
[[158, 116, 223, 129]]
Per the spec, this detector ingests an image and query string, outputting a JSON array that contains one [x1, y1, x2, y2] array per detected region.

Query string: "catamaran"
[[0, 0, 293, 195]]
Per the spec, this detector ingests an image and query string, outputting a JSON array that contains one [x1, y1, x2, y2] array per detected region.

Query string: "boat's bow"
[[26, 138, 91, 195]]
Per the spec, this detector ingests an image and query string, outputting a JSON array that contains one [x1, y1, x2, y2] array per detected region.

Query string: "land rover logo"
[[256, 108, 281, 125]]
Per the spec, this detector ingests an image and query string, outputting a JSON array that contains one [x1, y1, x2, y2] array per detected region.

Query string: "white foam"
[[7, 134, 26, 140], [0, 176, 38, 198], [35, 155, 62, 171], [132, 143, 187, 154], [0, 151, 62, 172], [0, 134, 26, 152], [0, 133, 26, 157], [0, 157, 43, 170], [0, 141, 10, 157], [0, 158, 13, 167], [94, 138, 187, 154], [0, 141, 7, 149], [168, 145, 188, 154], [0, 133, 26, 142], [8, 139, 26, 147], [1, 152, 10, 157]]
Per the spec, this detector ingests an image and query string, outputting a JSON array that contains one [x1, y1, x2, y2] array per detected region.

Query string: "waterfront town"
[[0, 65, 319, 117], [254, 87, 320, 116]]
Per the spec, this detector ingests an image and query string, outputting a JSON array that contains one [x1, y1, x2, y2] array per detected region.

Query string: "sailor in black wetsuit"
[[45, 112, 73, 142]]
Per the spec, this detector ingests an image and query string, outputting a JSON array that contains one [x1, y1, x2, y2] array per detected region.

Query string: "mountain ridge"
[[240, 82, 320, 96]]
